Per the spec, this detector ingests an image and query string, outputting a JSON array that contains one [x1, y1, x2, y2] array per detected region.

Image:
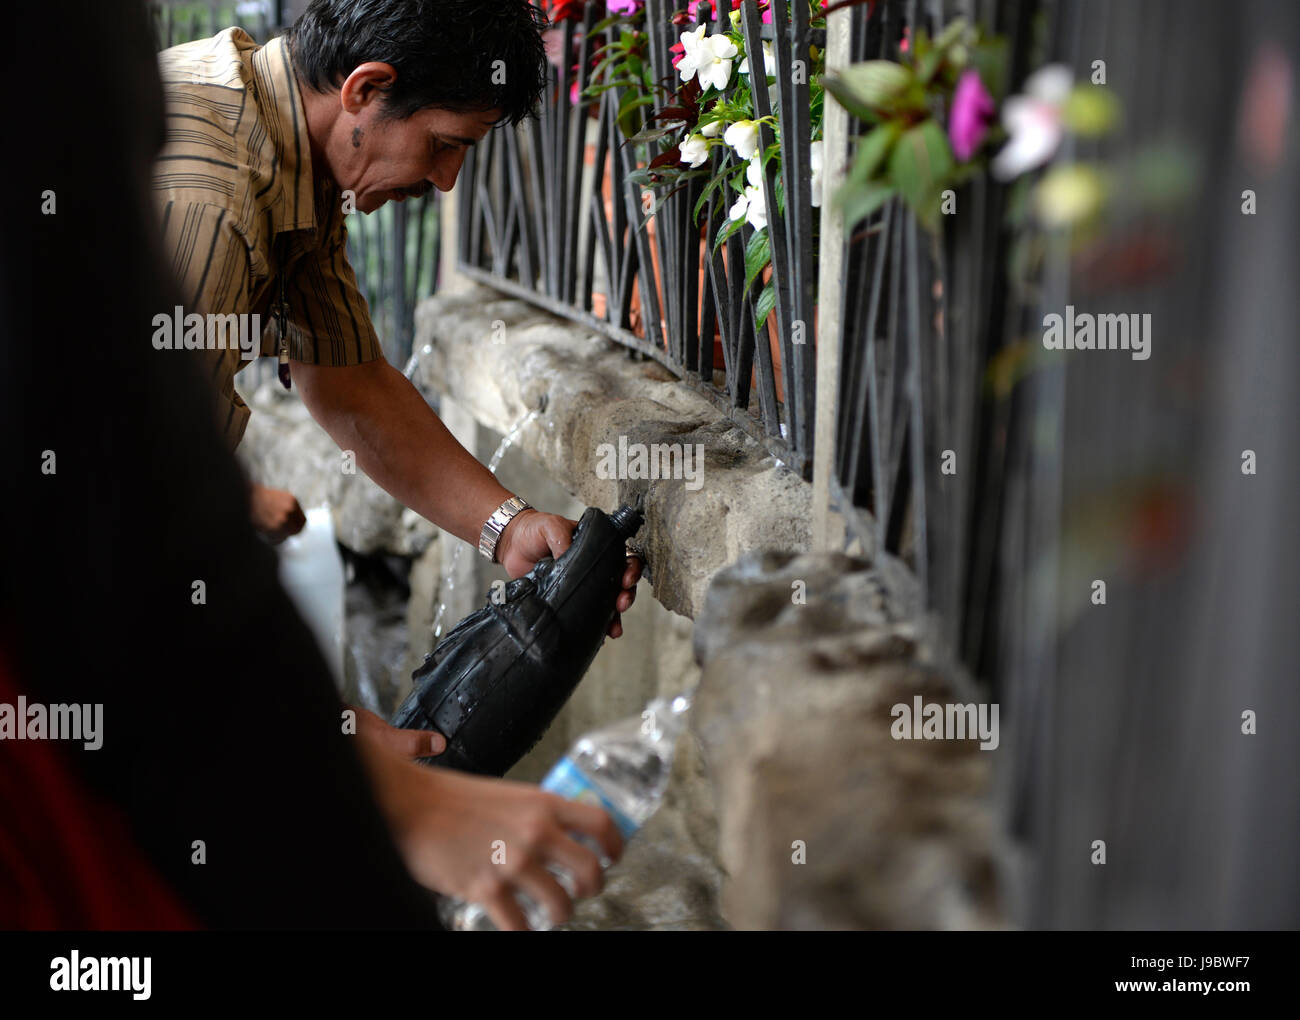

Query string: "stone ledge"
[[691, 551, 1006, 930], [409, 284, 811, 619]]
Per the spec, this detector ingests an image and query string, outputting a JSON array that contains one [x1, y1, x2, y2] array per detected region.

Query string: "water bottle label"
[[541, 756, 640, 839]]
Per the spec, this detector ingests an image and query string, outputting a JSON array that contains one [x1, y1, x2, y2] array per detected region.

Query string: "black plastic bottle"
[[391, 504, 644, 776]]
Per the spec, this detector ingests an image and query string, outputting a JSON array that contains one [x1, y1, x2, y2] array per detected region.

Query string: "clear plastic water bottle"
[[441, 690, 693, 931]]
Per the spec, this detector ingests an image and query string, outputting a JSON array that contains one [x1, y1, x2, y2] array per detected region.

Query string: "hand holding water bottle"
[[445, 691, 694, 931], [354, 733, 624, 931]]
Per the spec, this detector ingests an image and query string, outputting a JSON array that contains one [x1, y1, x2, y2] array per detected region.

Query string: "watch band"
[[478, 496, 531, 563]]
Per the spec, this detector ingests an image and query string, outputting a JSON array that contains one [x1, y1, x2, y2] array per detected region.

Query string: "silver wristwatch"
[[478, 496, 531, 563]]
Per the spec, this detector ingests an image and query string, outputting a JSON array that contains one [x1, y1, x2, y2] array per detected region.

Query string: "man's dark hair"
[[287, 0, 549, 125]]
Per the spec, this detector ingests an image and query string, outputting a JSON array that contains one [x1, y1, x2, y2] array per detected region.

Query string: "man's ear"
[[339, 62, 397, 114]]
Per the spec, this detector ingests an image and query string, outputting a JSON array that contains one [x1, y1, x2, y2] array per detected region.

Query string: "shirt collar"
[[249, 35, 317, 234]]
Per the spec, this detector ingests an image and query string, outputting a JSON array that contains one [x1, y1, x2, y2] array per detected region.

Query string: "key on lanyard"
[[275, 273, 291, 389]]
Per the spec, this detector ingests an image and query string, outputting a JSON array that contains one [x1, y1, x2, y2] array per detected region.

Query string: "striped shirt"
[[154, 28, 382, 448]]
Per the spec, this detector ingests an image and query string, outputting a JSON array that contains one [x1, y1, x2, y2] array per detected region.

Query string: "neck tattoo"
[[351, 126, 363, 149]]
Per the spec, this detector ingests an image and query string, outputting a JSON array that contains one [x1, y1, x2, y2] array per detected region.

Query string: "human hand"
[[496, 510, 642, 638], [248, 482, 306, 544], [352, 705, 446, 759], [357, 740, 623, 930]]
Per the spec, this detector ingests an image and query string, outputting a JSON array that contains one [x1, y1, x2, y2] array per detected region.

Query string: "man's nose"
[[429, 150, 467, 193]]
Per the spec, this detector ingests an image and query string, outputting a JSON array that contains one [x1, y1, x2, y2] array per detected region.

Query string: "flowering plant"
[[827, 20, 1121, 234], [582, 1, 828, 334], [823, 18, 1007, 230]]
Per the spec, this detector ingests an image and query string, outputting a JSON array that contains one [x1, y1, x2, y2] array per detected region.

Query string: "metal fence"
[[829, 0, 1044, 680], [456, 0, 1035, 667], [456, 0, 820, 475], [149, 0, 437, 376]]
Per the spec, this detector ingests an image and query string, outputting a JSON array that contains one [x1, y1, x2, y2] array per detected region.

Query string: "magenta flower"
[[607, 0, 643, 15], [949, 69, 996, 161], [543, 28, 565, 70]]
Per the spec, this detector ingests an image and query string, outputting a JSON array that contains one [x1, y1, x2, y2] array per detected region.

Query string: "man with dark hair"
[[152, 1, 642, 751], [2, 0, 627, 933]]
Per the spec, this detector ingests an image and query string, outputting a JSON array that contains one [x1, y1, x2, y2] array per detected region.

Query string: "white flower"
[[676, 25, 708, 81], [742, 185, 768, 230], [699, 118, 724, 138], [728, 161, 768, 231], [723, 119, 760, 160], [809, 140, 824, 207], [992, 64, 1074, 181], [678, 25, 738, 92], [739, 41, 776, 77], [679, 133, 710, 168]]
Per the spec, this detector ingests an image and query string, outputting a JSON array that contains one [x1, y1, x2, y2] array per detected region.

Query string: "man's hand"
[[497, 510, 643, 638], [287, 360, 642, 635], [248, 482, 306, 544], [353, 705, 446, 759], [356, 737, 623, 930]]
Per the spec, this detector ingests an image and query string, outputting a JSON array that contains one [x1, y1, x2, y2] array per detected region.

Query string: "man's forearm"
[[290, 358, 514, 547]]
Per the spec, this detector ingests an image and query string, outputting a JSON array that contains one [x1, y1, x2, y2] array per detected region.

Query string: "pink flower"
[[948, 69, 996, 161], [543, 28, 565, 70], [670, 40, 685, 69], [607, 0, 643, 15]]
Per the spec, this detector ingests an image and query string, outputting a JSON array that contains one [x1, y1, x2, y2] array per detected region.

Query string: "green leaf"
[[619, 93, 657, 116], [627, 123, 682, 144], [744, 229, 771, 293], [618, 91, 652, 138], [754, 281, 777, 335], [838, 180, 894, 228], [916, 48, 944, 84], [933, 18, 969, 53], [591, 13, 626, 33], [910, 29, 931, 63], [969, 37, 1008, 98], [822, 61, 907, 119], [693, 173, 729, 224], [887, 119, 954, 229], [847, 121, 903, 184], [713, 214, 745, 254]]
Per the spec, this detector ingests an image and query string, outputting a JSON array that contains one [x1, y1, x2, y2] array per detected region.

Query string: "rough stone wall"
[[692, 551, 1006, 929], [408, 394, 726, 929], [236, 283, 1008, 929], [407, 285, 813, 619], [239, 379, 727, 928]]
